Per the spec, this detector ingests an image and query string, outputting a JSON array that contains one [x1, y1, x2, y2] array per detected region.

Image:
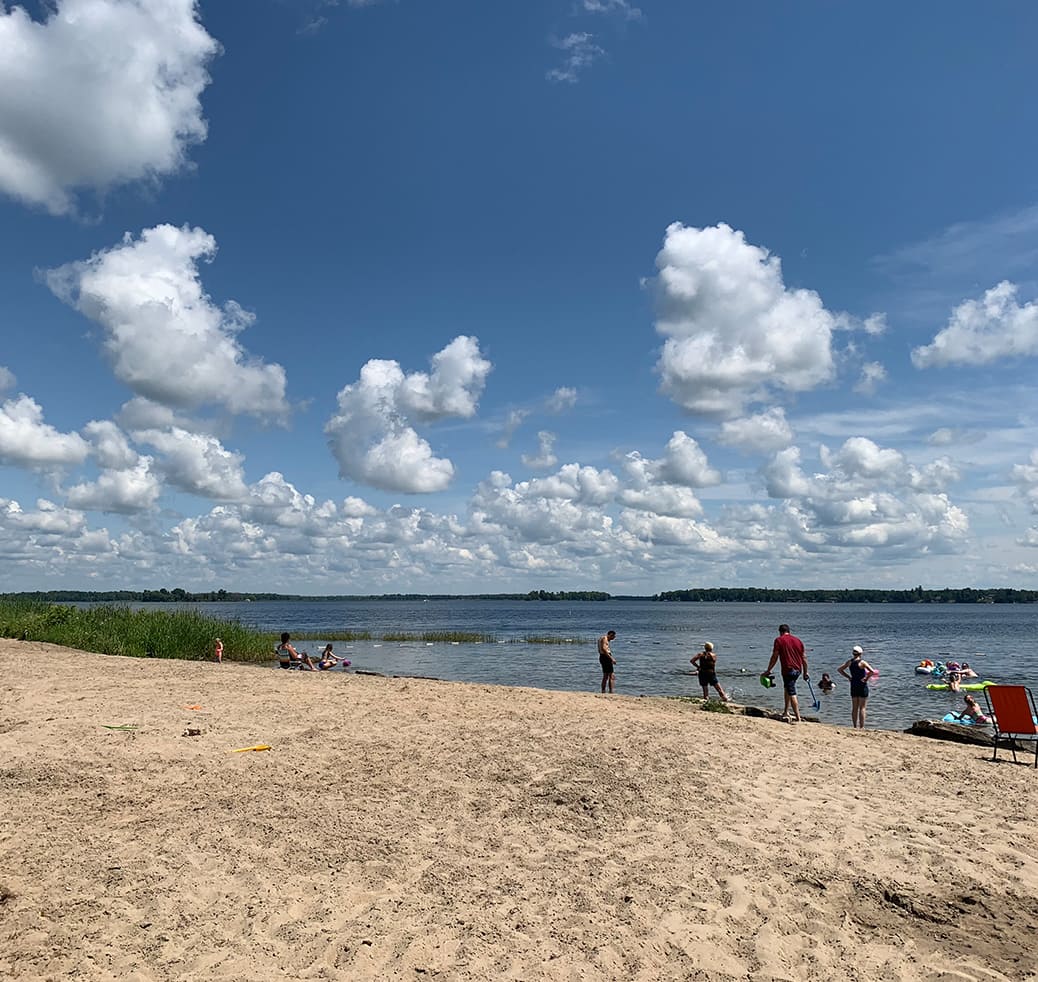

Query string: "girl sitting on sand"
[[318, 644, 339, 670]]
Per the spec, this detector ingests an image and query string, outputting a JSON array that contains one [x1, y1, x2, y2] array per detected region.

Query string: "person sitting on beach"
[[317, 644, 339, 670], [955, 693, 989, 723], [818, 672, 835, 693], [689, 642, 729, 702], [276, 632, 315, 671]]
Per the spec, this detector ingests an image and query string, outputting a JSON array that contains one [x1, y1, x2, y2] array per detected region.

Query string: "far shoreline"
[[5, 588, 1038, 604]]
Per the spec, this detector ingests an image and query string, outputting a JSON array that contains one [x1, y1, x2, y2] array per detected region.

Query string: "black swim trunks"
[[600, 655, 613, 675], [850, 682, 869, 699], [782, 670, 800, 695], [698, 670, 718, 687]]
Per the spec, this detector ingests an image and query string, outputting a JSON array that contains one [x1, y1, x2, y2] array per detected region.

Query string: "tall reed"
[[0, 600, 274, 664]]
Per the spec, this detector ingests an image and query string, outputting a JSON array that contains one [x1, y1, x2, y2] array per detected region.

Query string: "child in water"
[[955, 694, 990, 723], [818, 672, 835, 693]]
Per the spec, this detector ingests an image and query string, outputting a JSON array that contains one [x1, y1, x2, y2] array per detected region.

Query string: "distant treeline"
[[653, 587, 1038, 604], [4, 586, 1037, 604], [0, 588, 614, 603]]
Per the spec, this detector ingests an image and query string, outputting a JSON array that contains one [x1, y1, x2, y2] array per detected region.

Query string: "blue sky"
[[2, 0, 1038, 594]]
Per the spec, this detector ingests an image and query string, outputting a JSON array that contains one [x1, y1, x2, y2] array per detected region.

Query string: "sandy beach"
[[1, 641, 1035, 981]]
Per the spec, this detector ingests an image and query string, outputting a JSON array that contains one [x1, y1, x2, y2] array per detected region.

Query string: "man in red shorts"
[[764, 623, 808, 722]]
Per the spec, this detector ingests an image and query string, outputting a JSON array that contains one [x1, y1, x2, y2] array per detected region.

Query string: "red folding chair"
[[983, 685, 1038, 768]]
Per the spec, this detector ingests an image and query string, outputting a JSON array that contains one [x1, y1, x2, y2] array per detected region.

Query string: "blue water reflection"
[[144, 599, 1038, 732]]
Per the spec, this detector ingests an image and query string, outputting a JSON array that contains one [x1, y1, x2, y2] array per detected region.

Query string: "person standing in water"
[[598, 630, 617, 694], [690, 642, 728, 701], [838, 645, 875, 729], [764, 624, 808, 722]]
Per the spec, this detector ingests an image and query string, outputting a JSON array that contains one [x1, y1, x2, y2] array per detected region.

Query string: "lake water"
[[186, 599, 1038, 732]]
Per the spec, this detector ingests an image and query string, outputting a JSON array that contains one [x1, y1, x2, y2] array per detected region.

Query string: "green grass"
[[378, 630, 497, 643], [0, 600, 274, 664]]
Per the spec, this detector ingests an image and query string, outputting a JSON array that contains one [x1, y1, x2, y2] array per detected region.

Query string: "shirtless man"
[[598, 630, 617, 693]]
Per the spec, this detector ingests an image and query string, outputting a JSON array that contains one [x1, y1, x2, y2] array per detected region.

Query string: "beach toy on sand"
[[184, 704, 203, 710], [341, 659, 351, 668], [101, 723, 138, 730], [759, 673, 776, 688], [231, 744, 272, 753]]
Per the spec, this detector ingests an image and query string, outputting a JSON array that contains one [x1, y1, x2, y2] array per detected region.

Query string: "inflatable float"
[[941, 712, 991, 726], [926, 680, 996, 692], [915, 659, 936, 675]]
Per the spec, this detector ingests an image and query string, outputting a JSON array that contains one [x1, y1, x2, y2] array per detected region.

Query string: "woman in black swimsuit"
[[690, 642, 729, 702], [837, 645, 875, 729]]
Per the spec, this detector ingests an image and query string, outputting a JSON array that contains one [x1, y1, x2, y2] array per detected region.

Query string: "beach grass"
[[0, 600, 273, 664], [378, 630, 497, 643], [0, 599, 593, 662]]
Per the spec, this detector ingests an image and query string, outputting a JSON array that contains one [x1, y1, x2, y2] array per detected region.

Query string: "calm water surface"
[[170, 600, 1037, 733]]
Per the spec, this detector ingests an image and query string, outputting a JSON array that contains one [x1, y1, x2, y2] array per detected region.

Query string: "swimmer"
[[818, 672, 835, 693], [956, 694, 989, 723]]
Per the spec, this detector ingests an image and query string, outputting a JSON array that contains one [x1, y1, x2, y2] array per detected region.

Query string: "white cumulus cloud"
[[718, 408, 794, 454], [650, 223, 841, 417], [0, 0, 218, 215], [545, 386, 578, 413], [622, 431, 721, 489], [912, 281, 1038, 368], [134, 427, 249, 501], [0, 393, 89, 468], [522, 431, 558, 470], [761, 438, 968, 557], [45, 225, 290, 419], [854, 361, 887, 395], [325, 336, 491, 493], [63, 419, 161, 513], [66, 458, 161, 514]]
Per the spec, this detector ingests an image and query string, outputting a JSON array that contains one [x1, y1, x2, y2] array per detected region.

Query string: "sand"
[[1, 641, 1036, 982]]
